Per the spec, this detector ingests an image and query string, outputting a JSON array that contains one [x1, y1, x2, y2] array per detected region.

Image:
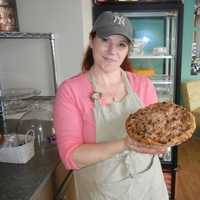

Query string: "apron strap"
[[121, 70, 132, 95], [122, 71, 144, 108], [125, 151, 155, 177], [88, 69, 143, 108]]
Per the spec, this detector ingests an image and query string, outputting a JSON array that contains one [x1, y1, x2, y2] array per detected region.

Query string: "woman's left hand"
[[124, 136, 167, 155]]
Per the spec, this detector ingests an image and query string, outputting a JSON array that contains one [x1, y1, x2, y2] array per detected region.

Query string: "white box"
[[0, 134, 35, 164]]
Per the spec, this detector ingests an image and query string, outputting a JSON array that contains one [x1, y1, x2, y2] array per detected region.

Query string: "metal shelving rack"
[[125, 10, 177, 103], [0, 32, 57, 93], [0, 32, 57, 133]]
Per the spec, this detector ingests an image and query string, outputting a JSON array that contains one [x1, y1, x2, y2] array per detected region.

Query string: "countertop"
[[0, 143, 60, 200]]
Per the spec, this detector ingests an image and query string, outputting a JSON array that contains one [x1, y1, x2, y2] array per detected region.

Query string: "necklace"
[[90, 68, 127, 103], [108, 85, 127, 102], [91, 78, 127, 102], [112, 96, 117, 102]]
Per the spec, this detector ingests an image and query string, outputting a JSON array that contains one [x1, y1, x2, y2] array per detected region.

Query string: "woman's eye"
[[118, 42, 128, 48], [101, 37, 109, 42]]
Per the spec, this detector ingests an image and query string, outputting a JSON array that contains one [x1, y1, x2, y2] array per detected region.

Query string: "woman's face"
[[90, 34, 129, 73]]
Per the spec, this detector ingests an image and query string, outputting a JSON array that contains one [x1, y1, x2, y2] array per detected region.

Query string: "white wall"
[[81, 0, 93, 50], [0, 0, 92, 93]]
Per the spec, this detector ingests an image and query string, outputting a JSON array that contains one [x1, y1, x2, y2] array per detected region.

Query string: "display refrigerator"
[[92, 0, 184, 199]]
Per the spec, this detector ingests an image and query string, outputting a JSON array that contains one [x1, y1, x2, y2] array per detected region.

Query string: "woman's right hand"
[[124, 136, 167, 155]]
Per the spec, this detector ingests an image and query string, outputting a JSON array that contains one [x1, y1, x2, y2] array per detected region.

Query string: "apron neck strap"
[[88, 69, 97, 90], [88, 69, 132, 106], [121, 71, 133, 95]]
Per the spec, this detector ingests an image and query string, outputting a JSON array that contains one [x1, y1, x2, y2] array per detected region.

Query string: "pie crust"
[[126, 102, 196, 146]]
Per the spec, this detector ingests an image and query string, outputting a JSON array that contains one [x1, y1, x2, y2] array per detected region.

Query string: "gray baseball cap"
[[92, 11, 133, 44]]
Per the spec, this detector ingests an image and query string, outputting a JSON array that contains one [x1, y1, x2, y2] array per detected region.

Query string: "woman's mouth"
[[103, 56, 116, 62]]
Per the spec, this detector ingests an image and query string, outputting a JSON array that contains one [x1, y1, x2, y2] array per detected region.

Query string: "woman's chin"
[[102, 66, 121, 73]]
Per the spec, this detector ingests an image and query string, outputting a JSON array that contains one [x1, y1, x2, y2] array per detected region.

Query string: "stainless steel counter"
[[0, 144, 60, 200]]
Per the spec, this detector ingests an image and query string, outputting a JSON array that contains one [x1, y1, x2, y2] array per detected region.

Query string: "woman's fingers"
[[126, 137, 167, 155]]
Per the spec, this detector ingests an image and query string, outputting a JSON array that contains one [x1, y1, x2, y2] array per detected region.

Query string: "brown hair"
[[81, 32, 133, 72]]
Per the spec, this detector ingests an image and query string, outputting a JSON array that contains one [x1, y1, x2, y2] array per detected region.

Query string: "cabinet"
[[31, 177, 54, 200], [52, 161, 70, 194], [55, 172, 76, 200], [92, 1, 183, 199], [30, 162, 76, 200], [53, 162, 77, 200]]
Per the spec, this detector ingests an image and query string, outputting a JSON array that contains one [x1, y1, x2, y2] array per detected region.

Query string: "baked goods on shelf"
[[132, 67, 155, 77], [125, 101, 196, 146]]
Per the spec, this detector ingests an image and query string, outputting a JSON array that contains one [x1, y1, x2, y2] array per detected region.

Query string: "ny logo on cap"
[[113, 15, 126, 26]]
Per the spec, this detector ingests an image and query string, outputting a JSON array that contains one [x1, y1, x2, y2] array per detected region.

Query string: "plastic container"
[[153, 47, 168, 56]]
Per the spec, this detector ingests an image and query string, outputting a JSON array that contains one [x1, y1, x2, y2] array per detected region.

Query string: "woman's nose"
[[107, 43, 116, 54]]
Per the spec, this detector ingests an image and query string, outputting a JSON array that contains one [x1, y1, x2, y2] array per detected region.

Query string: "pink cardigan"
[[53, 72, 157, 170]]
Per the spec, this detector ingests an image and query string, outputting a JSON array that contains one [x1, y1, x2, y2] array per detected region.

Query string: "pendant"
[[91, 91, 102, 101]]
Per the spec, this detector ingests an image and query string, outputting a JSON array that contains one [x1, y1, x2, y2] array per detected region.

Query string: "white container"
[[0, 131, 35, 164], [129, 38, 144, 56], [153, 47, 168, 56]]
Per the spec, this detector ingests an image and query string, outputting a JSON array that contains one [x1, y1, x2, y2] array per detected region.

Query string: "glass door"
[[123, 11, 178, 103]]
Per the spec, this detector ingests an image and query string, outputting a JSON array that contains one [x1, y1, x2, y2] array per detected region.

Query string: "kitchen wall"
[[14, 1, 198, 84], [0, 0, 92, 95], [17, 0, 92, 85], [0, 1, 197, 92]]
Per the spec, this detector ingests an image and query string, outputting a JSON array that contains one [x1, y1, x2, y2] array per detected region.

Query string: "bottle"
[[0, 86, 3, 133], [17, 103, 54, 147], [0, 101, 4, 133], [0, 86, 6, 134]]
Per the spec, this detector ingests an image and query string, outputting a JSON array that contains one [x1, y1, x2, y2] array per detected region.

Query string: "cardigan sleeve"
[[53, 81, 83, 170], [128, 72, 158, 106], [139, 77, 158, 106]]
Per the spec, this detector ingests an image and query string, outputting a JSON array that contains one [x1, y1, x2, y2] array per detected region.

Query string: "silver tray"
[[1, 88, 41, 100]]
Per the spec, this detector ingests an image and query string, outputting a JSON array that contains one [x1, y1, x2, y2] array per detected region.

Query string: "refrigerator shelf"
[[129, 54, 173, 59], [151, 75, 173, 85]]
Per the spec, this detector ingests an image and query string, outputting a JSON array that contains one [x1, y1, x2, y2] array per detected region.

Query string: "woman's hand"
[[124, 136, 167, 155]]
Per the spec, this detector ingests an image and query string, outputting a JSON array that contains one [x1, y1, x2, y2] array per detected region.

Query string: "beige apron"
[[74, 70, 169, 200]]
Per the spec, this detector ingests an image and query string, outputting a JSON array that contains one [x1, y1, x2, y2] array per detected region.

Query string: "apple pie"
[[125, 102, 196, 146]]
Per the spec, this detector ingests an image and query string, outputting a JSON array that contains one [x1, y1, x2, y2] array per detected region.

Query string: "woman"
[[54, 11, 169, 200]]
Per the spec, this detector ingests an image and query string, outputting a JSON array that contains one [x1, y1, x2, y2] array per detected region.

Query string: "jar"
[[16, 103, 55, 147]]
